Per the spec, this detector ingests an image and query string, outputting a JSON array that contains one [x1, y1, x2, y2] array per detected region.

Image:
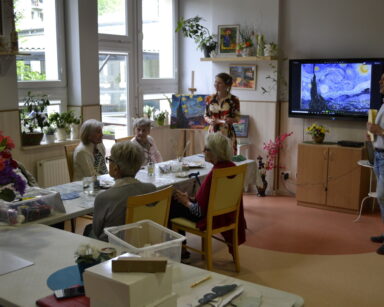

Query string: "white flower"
[[76, 245, 88, 256], [221, 102, 230, 111], [209, 103, 221, 113], [92, 249, 100, 259]]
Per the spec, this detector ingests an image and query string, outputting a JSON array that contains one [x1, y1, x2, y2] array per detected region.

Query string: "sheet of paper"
[[0, 251, 34, 276]]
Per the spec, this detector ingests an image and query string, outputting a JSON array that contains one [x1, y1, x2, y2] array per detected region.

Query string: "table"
[[0, 156, 260, 227], [354, 160, 377, 222], [0, 224, 304, 307]]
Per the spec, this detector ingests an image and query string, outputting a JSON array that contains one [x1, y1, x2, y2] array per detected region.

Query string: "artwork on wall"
[[233, 115, 250, 138], [229, 64, 257, 90], [170, 94, 208, 129], [218, 25, 239, 55]]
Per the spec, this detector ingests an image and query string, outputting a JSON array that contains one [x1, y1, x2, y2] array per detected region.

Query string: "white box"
[[84, 255, 175, 307], [104, 220, 185, 263]]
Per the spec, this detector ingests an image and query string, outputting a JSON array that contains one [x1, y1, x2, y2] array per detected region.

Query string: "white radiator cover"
[[37, 158, 70, 187]]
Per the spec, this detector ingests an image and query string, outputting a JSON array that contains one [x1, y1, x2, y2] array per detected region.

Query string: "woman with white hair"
[[169, 132, 246, 262], [131, 117, 163, 165], [86, 141, 156, 241], [73, 119, 108, 181]]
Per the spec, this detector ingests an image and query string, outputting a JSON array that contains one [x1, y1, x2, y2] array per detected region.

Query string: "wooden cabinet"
[[296, 143, 369, 212]]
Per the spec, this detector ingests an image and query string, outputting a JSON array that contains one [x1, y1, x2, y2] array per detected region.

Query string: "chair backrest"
[[206, 164, 247, 228], [115, 136, 134, 143], [125, 185, 173, 226], [64, 143, 79, 182]]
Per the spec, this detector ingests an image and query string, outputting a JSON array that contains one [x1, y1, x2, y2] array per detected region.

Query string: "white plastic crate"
[[104, 220, 185, 262]]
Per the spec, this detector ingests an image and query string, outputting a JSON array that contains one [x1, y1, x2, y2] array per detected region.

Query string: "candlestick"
[[191, 70, 195, 88]]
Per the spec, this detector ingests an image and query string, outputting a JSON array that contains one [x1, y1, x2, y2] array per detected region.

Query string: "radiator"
[[37, 158, 70, 188]]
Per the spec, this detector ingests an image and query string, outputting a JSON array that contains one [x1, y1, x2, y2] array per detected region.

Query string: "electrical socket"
[[281, 171, 290, 180]]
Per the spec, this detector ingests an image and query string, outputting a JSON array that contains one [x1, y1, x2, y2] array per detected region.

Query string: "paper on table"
[[0, 251, 34, 276]]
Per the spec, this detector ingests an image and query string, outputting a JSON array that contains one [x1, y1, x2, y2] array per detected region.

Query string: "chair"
[[171, 164, 247, 272], [64, 143, 79, 182], [115, 136, 134, 143], [125, 185, 173, 226]]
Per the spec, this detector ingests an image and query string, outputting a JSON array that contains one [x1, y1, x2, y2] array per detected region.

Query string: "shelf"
[[200, 56, 277, 63], [21, 139, 79, 151], [0, 51, 30, 56]]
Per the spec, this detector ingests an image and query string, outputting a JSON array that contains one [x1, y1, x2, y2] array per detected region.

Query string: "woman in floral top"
[[204, 72, 240, 154]]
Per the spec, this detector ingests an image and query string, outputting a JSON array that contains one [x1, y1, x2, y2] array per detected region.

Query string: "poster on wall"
[[218, 25, 239, 55], [229, 65, 257, 90], [170, 94, 208, 129], [233, 115, 250, 138]]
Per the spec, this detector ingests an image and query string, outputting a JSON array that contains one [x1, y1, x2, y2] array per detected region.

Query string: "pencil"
[[190, 275, 211, 288]]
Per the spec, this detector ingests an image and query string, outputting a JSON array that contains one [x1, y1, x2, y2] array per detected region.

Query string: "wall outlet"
[[281, 171, 290, 180]]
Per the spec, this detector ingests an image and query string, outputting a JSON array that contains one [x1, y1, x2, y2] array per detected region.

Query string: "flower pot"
[[77, 260, 100, 281], [241, 47, 253, 57], [45, 134, 56, 144], [21, 132, 44, 146], [56, 128, 67, 141], [313, 135, 325, 144], [70, 124, 79, 140], [203, 44, 216, 58]]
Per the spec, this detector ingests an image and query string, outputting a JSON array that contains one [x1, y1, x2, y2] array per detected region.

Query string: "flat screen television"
[[289, 58, 384, 121]]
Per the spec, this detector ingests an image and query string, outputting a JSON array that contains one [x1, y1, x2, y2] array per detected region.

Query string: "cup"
[[147, 162, 155, 176], [83, 177, 94, 195]]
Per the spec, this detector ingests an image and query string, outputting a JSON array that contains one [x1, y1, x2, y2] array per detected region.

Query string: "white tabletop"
[[0, 224, 303, 307]]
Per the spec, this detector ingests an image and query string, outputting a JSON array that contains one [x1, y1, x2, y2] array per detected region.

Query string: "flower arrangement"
[[306, 123, 329, 138], [257, 132, 293, 174], [0, 132, 26, 202], [238, 27, 254, 51], [75, 244, 106, 264]]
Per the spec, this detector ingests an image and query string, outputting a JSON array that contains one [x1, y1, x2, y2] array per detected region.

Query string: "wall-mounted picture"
[[218, 24, 239, 55], [170, 94, 208, 129], [229, 64, 257, 90], [233, 115, 250, 138]]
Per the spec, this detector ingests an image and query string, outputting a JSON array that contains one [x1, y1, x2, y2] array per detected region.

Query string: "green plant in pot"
[[154, 110, 168, 126], [48, 112, 72, 141], [67, 111, 81, 140], [43, 126, 56, 144], [175, 16, 217, 57], [20, 91, 50, 146]]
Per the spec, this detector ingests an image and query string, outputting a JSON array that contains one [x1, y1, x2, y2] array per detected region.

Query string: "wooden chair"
[[115, 136, 134, 143], [125, 185, 173, 226], [64, 143, 80, 232], [64, 143, 79, 182], [171, 164, 247, 272]]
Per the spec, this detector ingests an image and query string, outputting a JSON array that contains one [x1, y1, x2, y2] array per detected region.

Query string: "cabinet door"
[[296, 144, 328, 205], [326, 147, 363, 210]]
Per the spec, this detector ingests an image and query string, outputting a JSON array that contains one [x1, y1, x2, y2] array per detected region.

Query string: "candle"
[[191, 70, 195, 88]]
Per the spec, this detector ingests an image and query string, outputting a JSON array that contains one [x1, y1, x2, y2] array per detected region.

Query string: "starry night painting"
[[301, 63, 372, 114], [170, 94, 208, 129]]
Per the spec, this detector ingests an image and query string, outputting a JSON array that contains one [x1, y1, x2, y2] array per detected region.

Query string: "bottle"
[[147, 162, 155, 176]]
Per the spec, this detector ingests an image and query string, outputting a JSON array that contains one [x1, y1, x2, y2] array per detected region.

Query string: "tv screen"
[[289, 58, 384, 120]]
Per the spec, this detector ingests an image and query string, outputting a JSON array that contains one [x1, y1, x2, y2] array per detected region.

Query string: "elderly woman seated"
[[85, 141, 156, 241], [73, 119, 108, 181], [169, 132, 246, 262], [131, 117, 163, 165]]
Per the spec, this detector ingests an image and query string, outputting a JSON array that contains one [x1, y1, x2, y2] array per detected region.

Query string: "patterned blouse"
[[205, 93, 241, 154]]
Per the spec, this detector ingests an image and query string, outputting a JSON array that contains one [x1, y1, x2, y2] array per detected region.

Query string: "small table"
[[354, 160, 377, 222]]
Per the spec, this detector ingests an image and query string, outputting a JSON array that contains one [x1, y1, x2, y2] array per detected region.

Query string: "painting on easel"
[[170, 94, 208, 129]]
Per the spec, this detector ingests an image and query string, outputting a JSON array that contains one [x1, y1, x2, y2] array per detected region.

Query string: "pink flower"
[[261, 132, 293, 171]]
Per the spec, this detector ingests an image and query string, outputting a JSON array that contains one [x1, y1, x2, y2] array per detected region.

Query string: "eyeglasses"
[[105, 156, 114, 163]]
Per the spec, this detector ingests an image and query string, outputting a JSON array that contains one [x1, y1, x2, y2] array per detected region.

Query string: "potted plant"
[[67, 111, 81, 140], [175, 16, 217, 57], [43, 126, 56, 144], [154, 110, 168, 126], [238, 27, 254, 56], [20, 91, 50, 146], [143, 105, 154, 120], [48, 112, 72, 141]]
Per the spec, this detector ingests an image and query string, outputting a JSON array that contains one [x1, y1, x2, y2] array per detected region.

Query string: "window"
[[143, 93, 171, 120], [15, 0, 64, 83], [98, 0, 127, 35]]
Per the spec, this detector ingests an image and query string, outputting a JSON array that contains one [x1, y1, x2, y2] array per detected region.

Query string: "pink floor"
[[243, 195, 383, 255]]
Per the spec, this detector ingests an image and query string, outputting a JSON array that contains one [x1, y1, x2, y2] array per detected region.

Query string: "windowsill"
[[21, 139, 80, 151]]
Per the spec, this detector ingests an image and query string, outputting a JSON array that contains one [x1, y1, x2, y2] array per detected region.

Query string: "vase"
[[70, 124, 79, 140], [77, 260, 100, 281], [313, 135, 325, 144], [241, 47, 253, 57], [45, 134, 56, 144], [56, 128, 67, 141], [256, 174, 268, 197], [21, 132, 44, 146]]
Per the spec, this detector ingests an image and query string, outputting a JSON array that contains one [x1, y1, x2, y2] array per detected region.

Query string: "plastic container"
[[104, 220, 185, 263]]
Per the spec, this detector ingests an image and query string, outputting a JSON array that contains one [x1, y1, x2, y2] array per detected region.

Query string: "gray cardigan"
[[92, 179, 156, 241]]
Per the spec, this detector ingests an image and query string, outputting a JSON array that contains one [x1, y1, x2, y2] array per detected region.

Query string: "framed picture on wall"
[[233, 115, 250, 138], [218, 24, 239, 55], [229, 64, 257, 90]]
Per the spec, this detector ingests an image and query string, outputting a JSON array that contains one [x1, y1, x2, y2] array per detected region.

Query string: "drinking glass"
[[83, 177, 94, 195]]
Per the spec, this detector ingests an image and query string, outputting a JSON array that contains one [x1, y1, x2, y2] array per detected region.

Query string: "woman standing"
[[204, 72, 240, 154], [73, 119, 108, 181]]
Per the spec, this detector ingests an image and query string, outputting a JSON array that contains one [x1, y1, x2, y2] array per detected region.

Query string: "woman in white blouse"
[[131, 118, 163, 165], [73, 119, 108, 181]]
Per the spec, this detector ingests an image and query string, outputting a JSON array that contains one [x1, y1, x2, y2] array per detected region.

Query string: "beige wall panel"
[[82, 105, 101, 122]]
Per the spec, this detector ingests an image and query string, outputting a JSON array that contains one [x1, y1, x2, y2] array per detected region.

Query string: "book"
[[36, 294, 89, 307]]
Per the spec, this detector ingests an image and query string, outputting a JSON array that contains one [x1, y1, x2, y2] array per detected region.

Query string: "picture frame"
[[233, 115, 250, 138], [229, 64, 257, 90], [170, 94, 208, 129], [218, 24, 239, 55]]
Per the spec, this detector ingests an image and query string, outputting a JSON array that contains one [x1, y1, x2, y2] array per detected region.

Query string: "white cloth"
[[73, 142, 106, 181]]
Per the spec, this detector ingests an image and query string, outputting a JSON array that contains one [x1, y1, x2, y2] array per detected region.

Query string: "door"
[[296, 144, 328, 205]]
